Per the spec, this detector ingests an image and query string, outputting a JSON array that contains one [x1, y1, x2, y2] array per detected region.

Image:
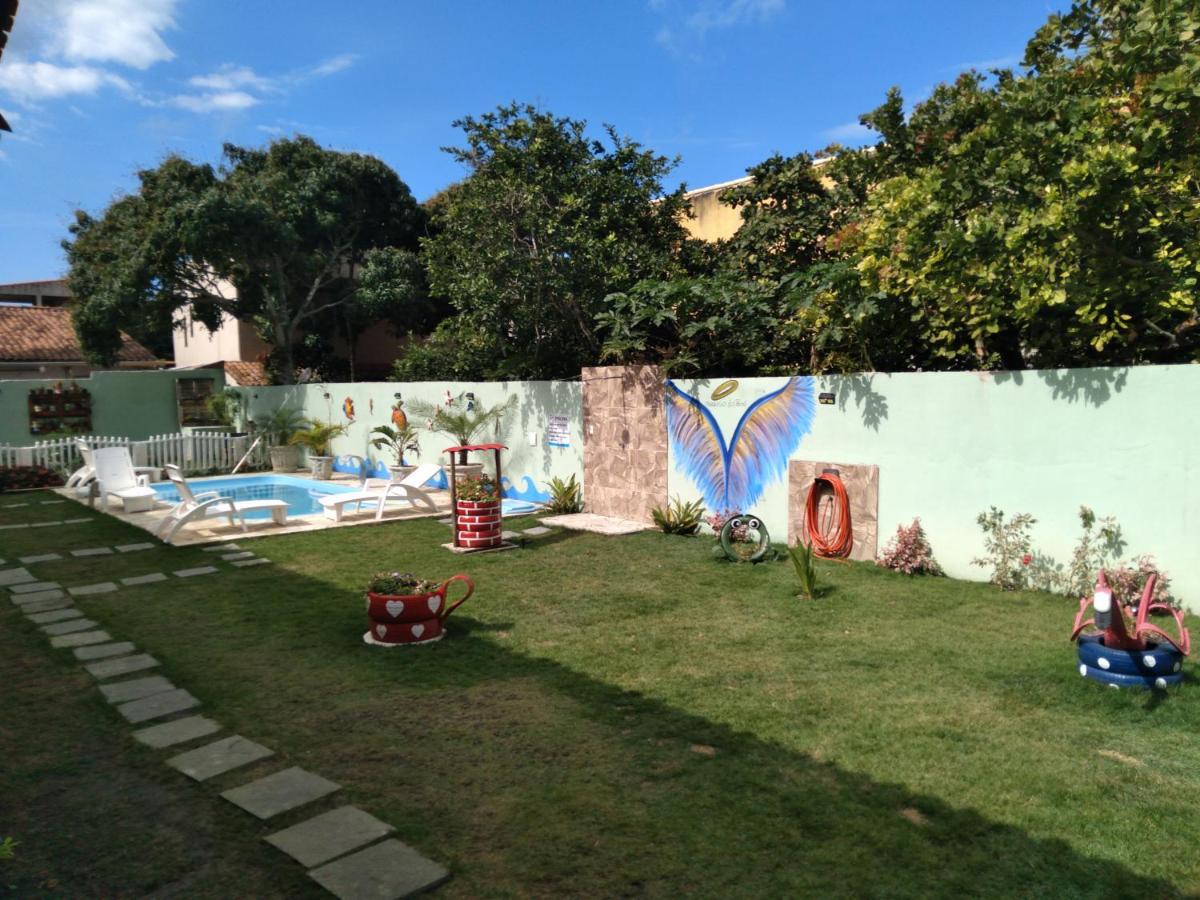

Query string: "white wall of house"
[[173, 305, 269, 368]]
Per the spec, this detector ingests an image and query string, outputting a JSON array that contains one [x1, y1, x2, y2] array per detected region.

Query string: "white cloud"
[[170, 90, 259, 113], [309, 53, 358, 78], [189, 64, 273, 93], [53, 0, 179, 70], [0, 60, 130, 104], [822, 121, 875, 142], [655, 0, 784, 53]]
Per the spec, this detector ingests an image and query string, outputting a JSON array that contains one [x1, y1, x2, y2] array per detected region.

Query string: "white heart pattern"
[[386, 600, 405, 618], [375, 624, 387, 639], [427, 596, 441, 615], [411, 624, 425, 638]]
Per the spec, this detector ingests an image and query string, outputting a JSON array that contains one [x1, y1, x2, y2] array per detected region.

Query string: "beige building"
[[680, 176, 752, 243]]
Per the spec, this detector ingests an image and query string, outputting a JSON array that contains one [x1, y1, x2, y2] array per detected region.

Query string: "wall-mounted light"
[[393, 392, 402, 401], [322, 392, 331, 400]]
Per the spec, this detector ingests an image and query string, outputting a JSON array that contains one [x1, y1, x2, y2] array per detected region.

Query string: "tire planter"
[[1077, 661, 1184, 690], [455, 498, 501, 549], [1076, 635, 1185, 677], [718, 514, 772, 563], [364, 574, 474, 648]]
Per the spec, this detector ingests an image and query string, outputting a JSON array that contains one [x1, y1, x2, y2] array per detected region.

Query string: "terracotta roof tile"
[[0, 306, 157, 363], [223, 360, 269, 386]]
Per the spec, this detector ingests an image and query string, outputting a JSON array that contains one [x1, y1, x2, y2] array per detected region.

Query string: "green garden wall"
[[664, 365, 1200, 611], [0, 369, 224, 445], [238, 379, 583, 503]]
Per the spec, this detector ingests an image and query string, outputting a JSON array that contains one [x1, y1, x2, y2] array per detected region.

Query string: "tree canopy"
[[65, 136, 426, 383]]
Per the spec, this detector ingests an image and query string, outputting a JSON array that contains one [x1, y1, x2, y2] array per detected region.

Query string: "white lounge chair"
[[156, 464, 289, 544], [92, 447, 158, 513], [68, 439, 159, 490], [318, 463, 442, 523]]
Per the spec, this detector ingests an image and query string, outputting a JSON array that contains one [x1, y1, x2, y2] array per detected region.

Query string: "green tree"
[[417, 102, 692, 379], [65, 136, 426, 383]]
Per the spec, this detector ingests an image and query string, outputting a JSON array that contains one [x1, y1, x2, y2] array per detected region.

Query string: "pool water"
[[150, 474, 543, 520]]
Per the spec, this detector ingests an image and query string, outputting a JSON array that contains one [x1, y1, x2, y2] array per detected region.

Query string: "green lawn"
[[3, 491, 1198, 898]]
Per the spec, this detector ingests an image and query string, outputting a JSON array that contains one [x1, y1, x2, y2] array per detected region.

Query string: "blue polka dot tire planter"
[[1076, 634, 1184, 677], [1077, 662, 1184, 690]]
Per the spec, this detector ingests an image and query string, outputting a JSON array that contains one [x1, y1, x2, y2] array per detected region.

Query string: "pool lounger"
[[157, 464, 289, 544], [319, 464, 442, 523]]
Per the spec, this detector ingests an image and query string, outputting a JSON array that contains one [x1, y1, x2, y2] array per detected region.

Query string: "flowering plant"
[[1108, 555, 1175, 609], [456, 474, 499, 502], [877, 518, 944, 576], [704, 508, 749, 542], [367, 571, 440, 596]]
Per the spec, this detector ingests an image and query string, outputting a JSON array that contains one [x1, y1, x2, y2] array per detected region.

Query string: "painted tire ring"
[[364, 630, 444, 647], [368, 618, 444, 643], [1076, 638, 1183, 676], [1077, 662, 1183, 690], [718, 514, 771, 563], [459, 534, 502, 549], [366, 594, 445, 622], [457, 522, 501, 535]]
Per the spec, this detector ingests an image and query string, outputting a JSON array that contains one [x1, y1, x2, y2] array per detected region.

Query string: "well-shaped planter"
[[269, 445, 300, 473], [364, 575, 474, 647], [456, 498, 502, 549]]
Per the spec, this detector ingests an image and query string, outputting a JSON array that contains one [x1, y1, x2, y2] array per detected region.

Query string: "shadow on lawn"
[[370, 614, 1181, 897]]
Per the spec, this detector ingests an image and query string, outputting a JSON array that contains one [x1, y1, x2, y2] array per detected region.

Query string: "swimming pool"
[[150, 474, 543, 519]]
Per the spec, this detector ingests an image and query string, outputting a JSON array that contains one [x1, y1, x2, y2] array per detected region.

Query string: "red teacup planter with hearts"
[[364, 574, 474, 647]]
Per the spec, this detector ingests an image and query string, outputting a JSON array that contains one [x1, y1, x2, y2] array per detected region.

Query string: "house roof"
[[0, 306, 157, 363], [222, 359, 269, 386]]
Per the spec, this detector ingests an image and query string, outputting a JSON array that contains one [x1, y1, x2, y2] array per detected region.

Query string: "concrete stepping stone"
[[121, 573, 169, 586], [19, 553, 63, 564], [0, 523, 30, 531], [222, 551, 255, 561], [74, 641, 137, 661], [501, 530, 520, 540], [98, 675, 175, 704], [133, 715, 221, 749], [22, 595, 75, 614], [30, 522, 61, 529], [40, 500, 66, 505], [167, 735, 273, 781], [85, 653, 159, 679], [308, 839, 449, 899], [117, 688, 200, 724], [27, 607, 85, 624], [10, 581, 62, 594], [12, 589, 66, 605], [115, 542, 155, 553], [69, 582, 118, 596], [221, 767, 340, 820], [265, 805, 394, 868], [231, 558, 270, 568], [72, 547, 114, 557], [0, 567, 35, 586], [50, 630, 113, 649], [173, 566, 218, 578], [521, 526, 552, 536], [203, 543, 240, 552], [41, 618, 98, 636], [2, 502, 28, 508], [64, 517, 92, 524]]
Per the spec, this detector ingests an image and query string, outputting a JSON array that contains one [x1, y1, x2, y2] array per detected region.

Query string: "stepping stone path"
[[117, 688, 200, 724], [221, 767, 340, 820], [522, 526, 552, 536], [13, 535, 452, 896], [133, 715, 220, 749], [69, 582, 118, 596], [309, 839, 450, 899], [265, 806, 394, 868], [168, 736, 274, 781], [203, 543, 240, 552], [121, 573, 169, 586], [42, 618, 99, 636]]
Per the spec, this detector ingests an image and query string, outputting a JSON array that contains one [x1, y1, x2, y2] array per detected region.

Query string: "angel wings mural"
[[665, 377, 815, 512]]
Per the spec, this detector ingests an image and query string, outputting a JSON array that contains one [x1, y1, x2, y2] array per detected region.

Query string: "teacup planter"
[[364, 572, 474, 647]]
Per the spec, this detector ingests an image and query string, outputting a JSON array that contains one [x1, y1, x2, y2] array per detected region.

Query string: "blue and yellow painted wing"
[[724, 377, 815, 512], [664, 382, 729, 510]]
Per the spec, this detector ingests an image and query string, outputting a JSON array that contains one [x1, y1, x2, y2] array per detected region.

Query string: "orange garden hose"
[[805, 471, 853, 558]]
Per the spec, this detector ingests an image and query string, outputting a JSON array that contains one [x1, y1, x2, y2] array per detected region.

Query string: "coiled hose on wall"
[[805, 470, 853, 558]]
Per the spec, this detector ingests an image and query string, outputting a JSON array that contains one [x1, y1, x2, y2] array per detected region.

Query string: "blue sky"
[[0, 0, 1065, 283]]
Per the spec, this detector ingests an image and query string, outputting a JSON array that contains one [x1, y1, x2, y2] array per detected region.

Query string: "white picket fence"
[[0, 432, 268, 474]]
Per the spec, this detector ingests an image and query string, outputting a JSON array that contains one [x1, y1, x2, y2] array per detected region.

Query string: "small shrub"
[[651, 496, 705, 535], [0, 836, 19, 861], [1109, 555, 1175, 608], [0, 466, 64, 493], [972, 507, 1036, 590], [876, 518, 943, 576], [367, 571, 440, 595], [544, 475, 583, 513], [456, 474, 499, 501], [788, 540, 818, 599], [705, 508, 749, 543]]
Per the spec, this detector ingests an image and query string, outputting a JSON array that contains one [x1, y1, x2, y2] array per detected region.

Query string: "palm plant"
[[408, 393, 517, 464], [252, 405, 307, 447], [788, 540, 819, 600], [290, 419, 348, 457], [370, 423, 421, 466]]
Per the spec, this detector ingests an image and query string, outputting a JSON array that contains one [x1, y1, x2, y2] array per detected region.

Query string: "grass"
[[2, 490, 1199, 897]]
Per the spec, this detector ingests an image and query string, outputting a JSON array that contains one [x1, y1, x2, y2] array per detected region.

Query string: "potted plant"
[[369, 423, 422, 482], [205, 388, 245, 434], [252, 405, 308, 472], [364, 570, 475, 646], [454, 474, 503, 549], [291, 419, 348, 480], [408, 392, 516, 477]]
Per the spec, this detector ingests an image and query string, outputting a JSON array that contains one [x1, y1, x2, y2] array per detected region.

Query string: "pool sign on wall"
[[546, 415, 571, 448]]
